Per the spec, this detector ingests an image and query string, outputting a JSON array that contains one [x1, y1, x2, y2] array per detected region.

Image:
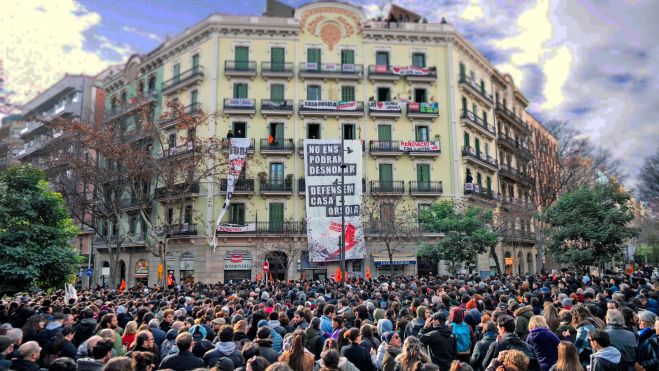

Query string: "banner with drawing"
[[304, 139, 365, 262], [215, 138, 255, 234]]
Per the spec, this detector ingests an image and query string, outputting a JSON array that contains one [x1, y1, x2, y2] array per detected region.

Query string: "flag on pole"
[[269, 273, 274, 282], [365, 268, 371, 281], [335, 267, 342, 282], [64, 283, 77, 303], [119, 279, 126, 293]]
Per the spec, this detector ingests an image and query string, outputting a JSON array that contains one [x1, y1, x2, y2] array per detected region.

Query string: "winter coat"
[[514, 306, 534, 340], [255, 339, 279, 364], [321, 315, 333, 337], [9, 359, 42, 371], [465, 309, 482, 330], [418, 324, 456, 370], [604, 325, 637, 371], [160, 350, 205, 371], [574, 321, 597, 366], [73, 318, 97, 347], [526, 327, 560, 371], [481, 333, 540, 371], [204, 341, 244, 369], [589, 346, 621, 371], [637, 328, 657, 371], [279, 349, 316, 371], [342, 342, 375, 371], [312, 355, 360, 371], [470, 332, 497, 371], [361, 337, 380, 352], [382, 345, 401, 371], [404, 317, 425, 341], [258, 320, 282, 352], [149, 325, 167, 348], [192, 339, 215, 359], [268, 320, 287, 338], [306, 327, 325, 360]]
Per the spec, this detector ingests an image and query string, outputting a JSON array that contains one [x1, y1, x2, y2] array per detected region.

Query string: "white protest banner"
[[392, 65, 430, 76], [302, 100, 337, 110], [368, 101, 401, 111], [304, 139, 365, 263], [226, 98, 255, 107], [217, 222, 256, 233], [400, 141, 441, 152]]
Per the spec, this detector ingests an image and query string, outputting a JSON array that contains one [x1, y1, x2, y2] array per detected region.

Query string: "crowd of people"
[[0, 268, 657, 371]]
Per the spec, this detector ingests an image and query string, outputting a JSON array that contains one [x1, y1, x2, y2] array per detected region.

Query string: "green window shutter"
[[415, 126, 429, 141], [173, 64, 181, 83], [473, 103, 478, 117], [269, 163, 284, 181], [376, 52, 389, 66], [480, 79, 485, 94], [417, 164, 430, 184], [412, 53, 426, 68], [230, 204, 245, 224], [269, 203, 284, 232], [271, 47, 285, 70], [475, 138, 481, 155], [341, 50, 355, 65], [379, 164, 393, 182], [274, 123, 284, 140], [486, 177, 492, 193], [233, 83, 247, 99], [341, 86, 355, 101], [461, 97, 468, 115], [307, 49, 321, 64], [476, 173, 482, 186], [270, 84, 284, 101], [483, 112, 488, 124], [192, 54, 200, 73], [459, 62, 466, 80], [235, 46, 249, 70], [378, 125, 392, 141], [191, 90, 198, 106], [463, 132, 470, 148]]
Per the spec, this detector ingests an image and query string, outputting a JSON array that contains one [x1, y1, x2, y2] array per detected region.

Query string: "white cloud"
[[0, 0, 127, 105], [122, 26, 163, 42], [460, 0, 484, 22]]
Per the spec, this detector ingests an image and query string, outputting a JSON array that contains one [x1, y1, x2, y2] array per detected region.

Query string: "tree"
[[0, 165, 81, 294], [541, 183, 638, 272], [638, 148, 659, 204], [635, 216, 659, 265], [418, 200, 498, 275], [361, 195, 420, 277]]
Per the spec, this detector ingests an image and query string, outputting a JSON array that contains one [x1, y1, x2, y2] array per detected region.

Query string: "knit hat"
[[466, 300, 478, 310], [212, 318, 226, 325], [373, 308, 385, 323], [382, 331, 396, 343], [116, 305, 126, 315], [189, 325, 207, 341], [638, 310, 656, 324], [377, 319, 393, 337], [416, 306, 427, 319], [0, 336, 13, 352]]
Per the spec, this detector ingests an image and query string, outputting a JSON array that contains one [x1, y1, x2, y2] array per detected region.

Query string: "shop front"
[[224, 250, 252, 283], [134, 259, 149, 286], [372, 252, 417, 276], [180, 252, 195, 284], [300, 251, 327, 281]]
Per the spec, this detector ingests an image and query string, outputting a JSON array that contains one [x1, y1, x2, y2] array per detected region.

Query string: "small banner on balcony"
[[304, 139, 365, 263], [400, 141, 440, 152], [217, 222, 256, 233], [227, 98, 254, 107], [214, 138, 251, 247], [408, 102, 439, 113], [392, 65, 431, 76], [368, 101, 401, 111]]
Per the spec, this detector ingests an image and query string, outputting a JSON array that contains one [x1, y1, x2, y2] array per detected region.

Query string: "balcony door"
[[269, 123, 284, 146], [415, 126, 429, 141], [192, 54, 200, 74], [269, 203, 284, 232], [417, 164, 431, 190], [412, 53, 426, 68], [235, 46, 249, 70], [307, 48, 321, 70], [376, 51, 389, 68], [271, 47, 285, 71], [270, 84, 284, 102], [233, 83, 248, 99], [341, 49, 354, 66], [269, 162, 284, 187], [379, 163, 393, 191], [229, 204, 245, 225], [377, 125, 392, 150]]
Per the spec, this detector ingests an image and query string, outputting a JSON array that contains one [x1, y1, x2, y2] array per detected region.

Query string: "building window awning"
[[372, 253, 417, 266]]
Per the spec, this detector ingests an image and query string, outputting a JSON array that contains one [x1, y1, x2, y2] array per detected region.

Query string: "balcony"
[[367, 65, 401, 81], [158, 142, 195, 160], [159, 103, 202, 129], [368, 101, 402, 118], [259, 178, 293, 196], [409, 181, 443, 197], [260, 138, 294, 155], [497, 133, 532, 160], [298, 178, 306, 195], [500, 195, 534, 209], [298, 63, 363, 80], [162, 66, 204, 96], [260, 99, 294, 117], [369, 140, 403, 157], [154, 182, 200, 200], [216, 220, 307, 236], [461, 110, 496, 138], [104, 92, 158, 122], [370, 180, 405, 195], [495, 104, 530, 134], [224, 61, 257, 78], [219, 178, 255, 196], [170, 223, 198, 236], [498, 164, 520, 182], [402, 66, 437, 83], [518, 172, 535, 187], [501, 230, 536, 244], [461, 146, 498, 171], [464, 183, 496, 201], [402, 140, 441, 157], [261, 62, 294, 79], [220, 138, 255, 155], [223, 98, 256, 116], [407, 102, 439, 119], [458, 75, 493, 107], [299, 100, 364, 118]]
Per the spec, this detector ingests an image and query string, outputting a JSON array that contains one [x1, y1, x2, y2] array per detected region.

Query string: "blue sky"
[[1, 0, 658, 190]]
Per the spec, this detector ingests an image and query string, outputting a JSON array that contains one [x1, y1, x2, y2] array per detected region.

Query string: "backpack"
[[451, 322, 472, 353]]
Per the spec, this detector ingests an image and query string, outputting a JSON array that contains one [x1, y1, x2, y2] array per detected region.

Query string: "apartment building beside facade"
[[95, 2, 548, 286]]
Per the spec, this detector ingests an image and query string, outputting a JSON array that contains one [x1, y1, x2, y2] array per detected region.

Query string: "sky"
[[1, 0, 657, 190]]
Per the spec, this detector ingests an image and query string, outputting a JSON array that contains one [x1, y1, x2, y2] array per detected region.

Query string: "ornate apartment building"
[[95, 2, 549, 286]]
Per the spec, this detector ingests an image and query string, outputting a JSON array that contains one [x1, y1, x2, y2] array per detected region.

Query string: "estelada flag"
[[365, 268, 372, 280], [335, 267, 342, 282], [119, 279, 126, 293], [269, 273, 273, 282]]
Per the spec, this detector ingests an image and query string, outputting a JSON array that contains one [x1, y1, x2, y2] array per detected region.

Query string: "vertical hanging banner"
[[215, 138, 255, 235], [304, 139, 365, 262]]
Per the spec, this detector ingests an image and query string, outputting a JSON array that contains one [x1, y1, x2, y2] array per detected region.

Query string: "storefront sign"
[[135, 259, 149, 278], [226, 98, 254, 107], [302, 100, 357, 111], [215, 138, 252, 239], [400, 141, 440, 152], [372, 253, 417, 266], [224, 252, 252, 270], [392, 66, 431, 76], [304, 139, 365, 263], [368, 101, 401, 111]]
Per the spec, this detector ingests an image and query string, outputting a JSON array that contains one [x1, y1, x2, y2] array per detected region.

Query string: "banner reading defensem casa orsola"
[[304, 139, 365, 263]]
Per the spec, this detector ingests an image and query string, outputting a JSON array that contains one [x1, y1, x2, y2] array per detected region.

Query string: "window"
[[167, 208, 174, 225], [341, 49, 355, 65], [341, 86, 355, 101], [459, 62, 466, 80], [351, 260, 362, 273], [486, 177, 492, 193], [271, 47, 285, 70], [148, 75, 156, 92], [379, 163, 393, 182], [461, 96, 468, 115], [270, 84, 284, 102], [307, 123, 320, 139], [418, 204, 431, 219], [480, 79, 485, 94], [121, 91, 127, 104], [173, 63, 181, 83], [232, 122, 246, 138], [129, 217, 137, 234], [483, 111, 488, 124], [190, 90, 198, 107], [192, 54, 200, 73], [229, 204, 245, 225], [233, 83, 248, 99], [235, 46, 249, 70], [414, 88, 427, 103], [307, 48, 321, 67], [415, 126, 429, 141], [463, 132, 470, 148], [470, 70, 476, 82], [269, 203, 284, 232], [342, 124, 355, 140], [184, 205, 193, 225], [377, 87, 391, 101], [417, 164, 430, 187], [269, 123, 284, 145], [472, 103, 478, 117], [377, 125, 392, 141], [476, 172, 482, 186], [307, 85, 321, 100], [475, 138, 480, 155], [412, 53, 426, 68], [485, 143, 490, 156], [269, 162, 284, 183], [376, 51, 390, 67]]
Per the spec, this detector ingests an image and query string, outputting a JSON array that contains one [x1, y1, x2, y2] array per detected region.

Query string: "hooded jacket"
[[254, 338, 279, 364], [258, 319, 282, 352], [514, 306, 534, 340], [481, 333, 540, 371], [203, 341, 244, 369], [470, 331, 497, 371], [419, 324, 456, 370], [305, 327, 325, 360], [526, 327, 560, 371], [268, 320, 286, 337], [73, 318, 97, 347], [589, 346, 621, 371]]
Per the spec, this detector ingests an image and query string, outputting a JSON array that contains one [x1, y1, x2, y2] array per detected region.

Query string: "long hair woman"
[[21, 314, 45, 343], [549, 341, 583, 371], [279, 329, 315, 371], [543, 303, 560, 332], [394, 336, 430, 371], [122, 321, 138, 349]]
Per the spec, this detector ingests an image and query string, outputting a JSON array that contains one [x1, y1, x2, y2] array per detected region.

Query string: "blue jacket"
[[321, 315, 333, 337], [258, 319, 282, 352], [526, 327, 560, 371]]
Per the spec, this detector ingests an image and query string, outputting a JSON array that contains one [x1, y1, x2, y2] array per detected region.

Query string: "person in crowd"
[[419, 311, 456, 370], [571, 305, 598, 367], [404, 306, 427, 341], [450, 306, 475, 362], [313, 338, 358, 371], [255, 326, 280, 364], [125, 330, 160, 366], [380, 331, 402, 371], [76, 339, 114, 371], [102, 356, 132, 371], [636, 310, 657, 371], [587, 330, 621, 371], [359, 324, 379, 352], [204, 325, 244, 368], [159, 332, 205, 371], [514, 304, 534, 341], [603, 309, 636, 371], [48, 357, 77, 371], [393, 336, 430, 371], [293, 311, 309, 331], [10, 341, 43, 371], [341, 328, 374, 371], [279, 330, 315, 371], [120, 321, 137, 349], [21, 315, 45, 344], [471, 321, 498, 371], [130, 351, 156, 371], [526, 316, 560, 371], [480, 316, 539, 371], [549, 341, 583, 371], [306, 317, 325, 360]]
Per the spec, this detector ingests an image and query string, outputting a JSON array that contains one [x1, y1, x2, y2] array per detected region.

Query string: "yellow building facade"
[[99, 2, 542, 286]]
